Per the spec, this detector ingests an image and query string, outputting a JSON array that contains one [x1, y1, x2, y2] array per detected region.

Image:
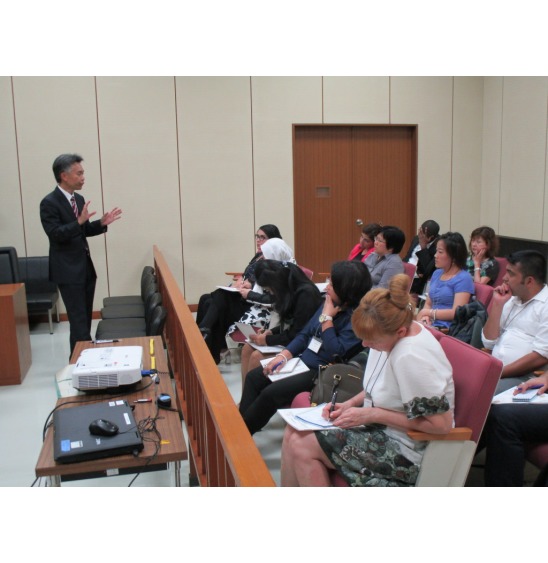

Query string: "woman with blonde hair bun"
[[280, 274, 455, 487]]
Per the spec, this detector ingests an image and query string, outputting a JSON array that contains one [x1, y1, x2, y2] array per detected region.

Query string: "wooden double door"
[[293, 125, 417, 279]]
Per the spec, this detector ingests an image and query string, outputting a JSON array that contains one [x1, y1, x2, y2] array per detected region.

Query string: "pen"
[[270, 361, 284, 372], [91, 339, 120, 344], [150, 338, 155, 356], [134, 398, 152, 403], [516, 384, 544, 392], [329, 389, 338, 419]]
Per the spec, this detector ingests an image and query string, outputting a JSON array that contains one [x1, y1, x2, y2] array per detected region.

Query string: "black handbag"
[[310, 362, 365, 406]]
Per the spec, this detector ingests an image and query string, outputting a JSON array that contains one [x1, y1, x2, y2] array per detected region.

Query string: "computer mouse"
[[89, 419, 119, 437]]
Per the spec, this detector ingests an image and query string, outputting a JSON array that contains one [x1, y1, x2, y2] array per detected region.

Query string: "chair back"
[[402, 262, 416, 289], [0, 247, 20, 284], [147, 305, 167, 336], [493, 257, 507, 287], [299, 265, 314, 280], [473, 282, 494, 309], [439, 334, 502, 443]]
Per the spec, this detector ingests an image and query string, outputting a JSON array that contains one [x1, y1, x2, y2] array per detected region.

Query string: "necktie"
[[70, 196, 78, 218]]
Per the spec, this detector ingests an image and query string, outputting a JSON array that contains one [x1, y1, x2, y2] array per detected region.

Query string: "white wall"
[[1, 76, 546, 309]]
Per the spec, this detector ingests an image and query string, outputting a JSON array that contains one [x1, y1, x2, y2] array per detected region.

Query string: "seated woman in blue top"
[[416, 231, 474, 329], [364, 225, 405, 289], [239, 260, 372, 435]]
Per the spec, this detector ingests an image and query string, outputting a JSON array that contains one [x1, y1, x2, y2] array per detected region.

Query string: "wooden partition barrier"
[[153, 246, 276, 486]]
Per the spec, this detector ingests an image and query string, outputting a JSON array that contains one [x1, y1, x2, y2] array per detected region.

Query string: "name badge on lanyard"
[[308, 336, 322, 353]]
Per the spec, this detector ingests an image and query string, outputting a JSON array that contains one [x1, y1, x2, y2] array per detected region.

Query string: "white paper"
[[492, 387, 548, 405], [247, 342, 284, 354], [277, 405, 336, 431], [260, 357, 309, 381], [216, 285, 240, 292], [235, 322, 258, 339]]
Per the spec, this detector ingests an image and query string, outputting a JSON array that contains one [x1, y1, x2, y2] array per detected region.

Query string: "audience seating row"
[[95, 266, 166, 340]]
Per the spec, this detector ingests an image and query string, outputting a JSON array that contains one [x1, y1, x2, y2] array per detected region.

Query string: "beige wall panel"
[[390, 77, 454, 232], [176, 77, 254, 303], [451, 77, 484, 238], [96, 77, 182, 302], [480, 77, 503, 232], [0, 78, 26, 256], [323, 77, 390, 123], [251, 77, 323, 254], [12, 77, 101, 313], [499, 77, 548, 240]]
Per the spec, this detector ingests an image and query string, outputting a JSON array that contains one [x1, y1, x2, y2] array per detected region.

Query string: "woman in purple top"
[[416, 231, 474, 329]]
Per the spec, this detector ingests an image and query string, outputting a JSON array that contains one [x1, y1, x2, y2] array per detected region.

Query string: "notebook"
[[53, 400, 144, 463]]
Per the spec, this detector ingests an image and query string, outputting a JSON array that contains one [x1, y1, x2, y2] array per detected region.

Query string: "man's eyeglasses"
[[374, 237, 386, 244]]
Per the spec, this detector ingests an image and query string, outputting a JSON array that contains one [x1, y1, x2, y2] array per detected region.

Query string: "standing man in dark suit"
[[40, 154, 122, 355], [403, 219, 440, 296]]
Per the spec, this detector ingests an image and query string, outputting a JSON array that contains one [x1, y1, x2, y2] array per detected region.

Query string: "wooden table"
[[35, 336, 187, 486], [0, 283, 31, 385]]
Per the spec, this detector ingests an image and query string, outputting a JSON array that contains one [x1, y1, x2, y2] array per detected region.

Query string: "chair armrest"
[[408, 427, 473, 441]]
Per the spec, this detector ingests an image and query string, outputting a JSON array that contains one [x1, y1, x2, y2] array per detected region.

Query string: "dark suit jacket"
[[40, 187, 107, 284], [403, 235, 439, 294]]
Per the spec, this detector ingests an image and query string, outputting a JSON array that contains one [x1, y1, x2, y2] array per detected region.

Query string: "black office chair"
[[0, 247, 21, 284]]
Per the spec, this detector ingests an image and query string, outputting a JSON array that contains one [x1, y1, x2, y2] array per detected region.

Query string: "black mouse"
[[89, 419, 119, 437]]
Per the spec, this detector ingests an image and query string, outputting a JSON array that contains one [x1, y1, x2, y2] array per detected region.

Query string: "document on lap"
[[277, 405, 336, 431], [216, 285, 240, 292], [492, 387, 548, 405], [261, 357, 309, 381], [235, 322, 260, 339]]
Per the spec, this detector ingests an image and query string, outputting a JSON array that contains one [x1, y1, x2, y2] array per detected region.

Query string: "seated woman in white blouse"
[[364, 225, 405, 289], [280, 273, 455, 487]]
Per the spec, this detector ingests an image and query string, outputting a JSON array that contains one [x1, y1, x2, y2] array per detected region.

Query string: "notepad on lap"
[[277, 405, 336, 431], [261, 357, 309, 381]]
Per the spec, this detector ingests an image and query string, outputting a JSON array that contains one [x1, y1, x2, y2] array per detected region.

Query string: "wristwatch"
[[319, 314, 333, 323]]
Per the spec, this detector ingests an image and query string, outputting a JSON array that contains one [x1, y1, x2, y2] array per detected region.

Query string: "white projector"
[[72, 346, 143, 390]]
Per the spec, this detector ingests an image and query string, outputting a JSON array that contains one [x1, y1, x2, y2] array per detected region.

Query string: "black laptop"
[[53, 400, 144, 463]]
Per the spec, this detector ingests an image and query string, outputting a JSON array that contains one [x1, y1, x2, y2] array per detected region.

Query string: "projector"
[[72, 346, 143, 390]]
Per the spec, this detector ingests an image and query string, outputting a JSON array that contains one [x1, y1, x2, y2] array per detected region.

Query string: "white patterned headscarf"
[[260, 238, 296, 263]]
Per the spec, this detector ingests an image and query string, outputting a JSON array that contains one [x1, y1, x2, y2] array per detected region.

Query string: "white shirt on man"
[[482, 284, 548, 368]]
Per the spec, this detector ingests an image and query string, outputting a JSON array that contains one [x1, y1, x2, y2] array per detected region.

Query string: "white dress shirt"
[[482, 285, 548, 368]]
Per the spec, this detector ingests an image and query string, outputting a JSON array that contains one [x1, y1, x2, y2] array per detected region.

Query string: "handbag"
[[310, 362, 365, 407]]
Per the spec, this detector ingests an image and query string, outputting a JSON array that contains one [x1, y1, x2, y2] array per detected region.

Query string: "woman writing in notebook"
[[239, 260, 372, 435], [280, 274, 455, 487], [239, 259, 323, 385]]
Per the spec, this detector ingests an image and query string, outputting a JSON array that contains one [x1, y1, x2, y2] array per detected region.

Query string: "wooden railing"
[[153, 246, 276, 486]]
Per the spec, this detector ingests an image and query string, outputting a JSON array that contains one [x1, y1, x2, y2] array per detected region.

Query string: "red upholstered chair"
[[473, 282, 494, 309], [402, 262, 416, 290], [299, 265, 314, 280], [493, 257, 507, 287]]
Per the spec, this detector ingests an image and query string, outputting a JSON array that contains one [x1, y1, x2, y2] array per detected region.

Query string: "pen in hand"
[[328, 389, 338, 419], [270, 361, 284, 373]]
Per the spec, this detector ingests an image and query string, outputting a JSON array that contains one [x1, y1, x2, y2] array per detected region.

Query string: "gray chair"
[[95, 292, 162, 339], [102, 266, 155, 307], [100, 279, 158, 320]]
